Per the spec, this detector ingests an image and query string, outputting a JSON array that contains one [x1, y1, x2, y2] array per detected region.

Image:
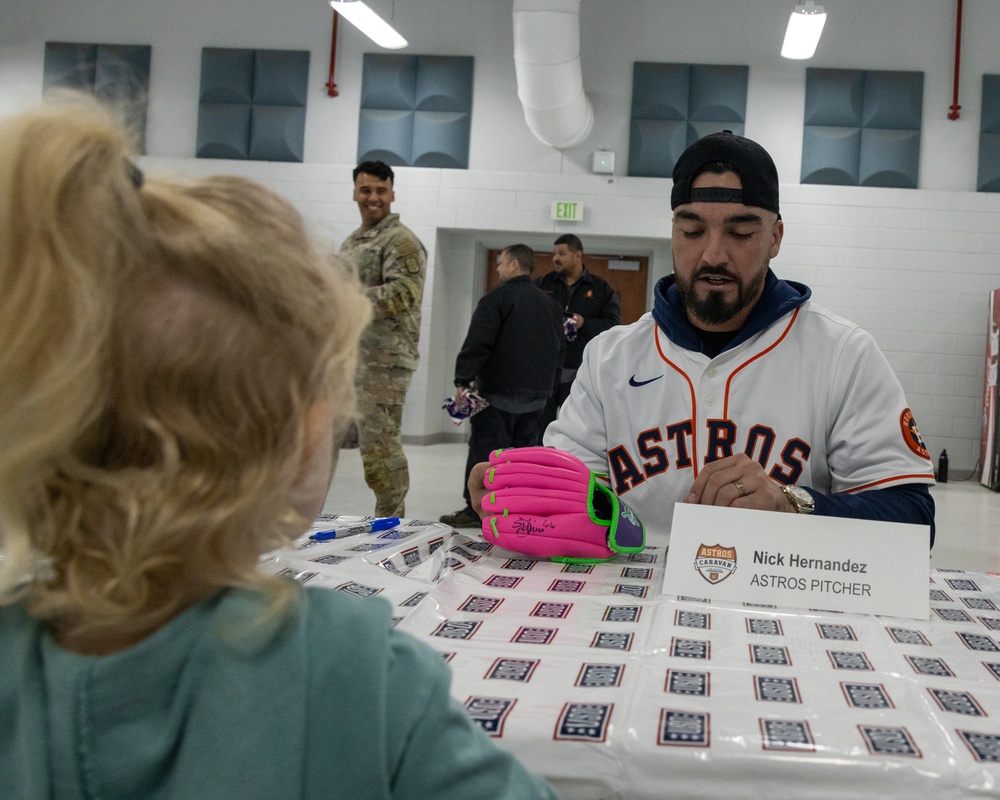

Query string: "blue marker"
[[310, 516, 400, 541]]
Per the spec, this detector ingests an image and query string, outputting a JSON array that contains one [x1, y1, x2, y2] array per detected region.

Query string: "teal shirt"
[[0, 587, 557, 799]]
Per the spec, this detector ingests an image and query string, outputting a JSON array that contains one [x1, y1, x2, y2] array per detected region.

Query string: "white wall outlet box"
[[592, 150, 615, 174]]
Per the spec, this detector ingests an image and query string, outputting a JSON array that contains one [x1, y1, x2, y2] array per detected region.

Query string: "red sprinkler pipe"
[[948, 0, 963, 120], [326, 10, 340, 97]]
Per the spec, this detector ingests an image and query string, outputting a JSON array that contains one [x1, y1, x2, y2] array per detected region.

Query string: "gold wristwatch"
[[781, 484, 815, 514]]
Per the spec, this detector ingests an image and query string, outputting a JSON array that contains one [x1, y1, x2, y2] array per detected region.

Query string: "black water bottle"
[[938, 449, 949, 483]]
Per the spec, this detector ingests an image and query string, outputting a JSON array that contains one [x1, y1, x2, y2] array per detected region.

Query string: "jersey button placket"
[[699, 365, 724, 413]]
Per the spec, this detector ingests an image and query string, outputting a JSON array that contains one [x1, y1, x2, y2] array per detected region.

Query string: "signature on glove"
[[511, 516, 556, 536], [480, 446, 645, 563]]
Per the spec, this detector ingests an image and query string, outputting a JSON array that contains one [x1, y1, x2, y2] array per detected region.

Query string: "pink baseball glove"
[[479, 447, 645, 563]]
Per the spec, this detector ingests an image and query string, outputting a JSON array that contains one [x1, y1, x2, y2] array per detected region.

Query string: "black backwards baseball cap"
[[670, 130, 780, 216]]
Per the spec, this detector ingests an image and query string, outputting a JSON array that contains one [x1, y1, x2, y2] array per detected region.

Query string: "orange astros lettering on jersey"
[[899, 408, 930, 459]]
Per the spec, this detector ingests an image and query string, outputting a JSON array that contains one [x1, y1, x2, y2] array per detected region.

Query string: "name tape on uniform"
[[663, 504, 930, 620]]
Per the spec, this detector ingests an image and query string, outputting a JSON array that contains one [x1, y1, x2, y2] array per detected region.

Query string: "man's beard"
[[675, 264, 768, 327]]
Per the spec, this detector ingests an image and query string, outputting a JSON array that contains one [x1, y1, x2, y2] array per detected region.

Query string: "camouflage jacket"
[[340, 213, 427, 371]]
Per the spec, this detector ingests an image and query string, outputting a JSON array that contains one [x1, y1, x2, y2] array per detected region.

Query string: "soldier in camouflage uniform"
[[340, 161, 426, 517]]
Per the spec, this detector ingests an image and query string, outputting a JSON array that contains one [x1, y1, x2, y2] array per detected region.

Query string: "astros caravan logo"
[[694, 544, 737, 584]]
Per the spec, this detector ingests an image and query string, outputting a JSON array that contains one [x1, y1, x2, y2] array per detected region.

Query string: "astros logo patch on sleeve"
[[899, 408, 930, 459]]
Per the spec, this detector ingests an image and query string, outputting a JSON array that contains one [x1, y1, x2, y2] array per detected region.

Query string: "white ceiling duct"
[[513, 0, 594, 149]]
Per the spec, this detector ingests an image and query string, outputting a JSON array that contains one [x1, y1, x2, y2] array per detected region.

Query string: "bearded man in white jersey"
[[470, 130, 936, 544]]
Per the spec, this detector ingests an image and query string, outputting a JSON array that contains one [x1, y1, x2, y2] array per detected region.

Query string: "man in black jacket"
[[440, 244, 565, 528], [536, 234, 621, 439]]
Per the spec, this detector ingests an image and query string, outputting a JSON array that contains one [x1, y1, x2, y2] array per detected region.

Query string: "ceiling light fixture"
[[329, 0, 408, 50], [781, 1, 827, 60]]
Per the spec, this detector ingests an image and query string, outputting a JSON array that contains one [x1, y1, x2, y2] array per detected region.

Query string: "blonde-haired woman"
[[0, 97, 557, 799]]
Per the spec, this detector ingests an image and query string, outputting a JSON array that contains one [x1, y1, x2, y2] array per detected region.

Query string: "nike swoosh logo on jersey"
[[628, 374, 663, 387]]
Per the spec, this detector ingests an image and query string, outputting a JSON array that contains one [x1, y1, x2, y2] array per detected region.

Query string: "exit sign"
[[551, 200, 584, 221]]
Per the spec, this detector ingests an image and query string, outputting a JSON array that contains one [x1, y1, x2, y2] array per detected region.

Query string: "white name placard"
[[663, 504, 930, 620]]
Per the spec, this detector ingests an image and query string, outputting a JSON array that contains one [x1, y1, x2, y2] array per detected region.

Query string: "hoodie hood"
[[651, 269, 811, 356]]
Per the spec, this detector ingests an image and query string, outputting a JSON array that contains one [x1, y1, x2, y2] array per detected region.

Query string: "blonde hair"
[[0, 96, 370, 640]]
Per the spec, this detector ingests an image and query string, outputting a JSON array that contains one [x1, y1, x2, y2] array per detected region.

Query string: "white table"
[[264, 518, 1000, 799]]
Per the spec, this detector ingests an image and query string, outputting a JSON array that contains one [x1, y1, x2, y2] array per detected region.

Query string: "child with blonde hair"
[[0, 96, 556, 799]]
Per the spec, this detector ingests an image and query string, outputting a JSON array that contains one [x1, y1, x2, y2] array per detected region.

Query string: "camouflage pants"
[[356, 365, 413, 517]]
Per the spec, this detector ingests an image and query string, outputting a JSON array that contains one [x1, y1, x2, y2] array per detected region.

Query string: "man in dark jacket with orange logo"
[[536, 234, 621, 439]]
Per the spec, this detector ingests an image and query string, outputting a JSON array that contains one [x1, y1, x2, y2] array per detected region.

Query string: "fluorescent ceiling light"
[[330, 0, 408, 49], [781, 1, 827, 60]]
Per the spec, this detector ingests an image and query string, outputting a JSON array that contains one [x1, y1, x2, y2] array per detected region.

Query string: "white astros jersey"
[[544, 301, 936, 529]]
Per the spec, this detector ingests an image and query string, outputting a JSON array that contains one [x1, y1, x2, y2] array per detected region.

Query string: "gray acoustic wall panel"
[[197, 48, 309, 162], [628, 62, 748, 178], [689, 119, 745, 140], [44, 42, 98, 91], [801, 126, 861, 186], [358, 108, 415, 166], [94, 46, 151, 101], [416, 56, 473, 112], [983, 74, 1000, 132], [803, 68, 923, 189], [253, 50, 309, 106], [630, 62, 689, 120], [200, 48, 254, 104], [689, 64, 748, 122], [412, 110, 471, 168], [803, 69, 863, 127], [197, 105, 252, 159], [978, 75, 1000, 193], [360, 55, 417, 110], [249, 106, 306, 162], [863, 71, 923, 129], [358, 54, 473, 169], [859, 128, 921, 188], [44, 42, 151, 151], [629, 119, 688, 179]]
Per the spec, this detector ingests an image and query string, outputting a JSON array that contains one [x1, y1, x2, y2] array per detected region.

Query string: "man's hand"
[[468, 461, 490, 519], [685, 453, 795, 512], [454, 385, 469, 404], [571, 313, 584, 329]]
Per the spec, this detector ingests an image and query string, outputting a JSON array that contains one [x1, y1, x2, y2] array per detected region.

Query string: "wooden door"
[[485, 249, 649, 325]]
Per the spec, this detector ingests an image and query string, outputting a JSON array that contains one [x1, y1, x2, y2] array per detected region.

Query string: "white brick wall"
[[139, 156, 1000, 470]]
